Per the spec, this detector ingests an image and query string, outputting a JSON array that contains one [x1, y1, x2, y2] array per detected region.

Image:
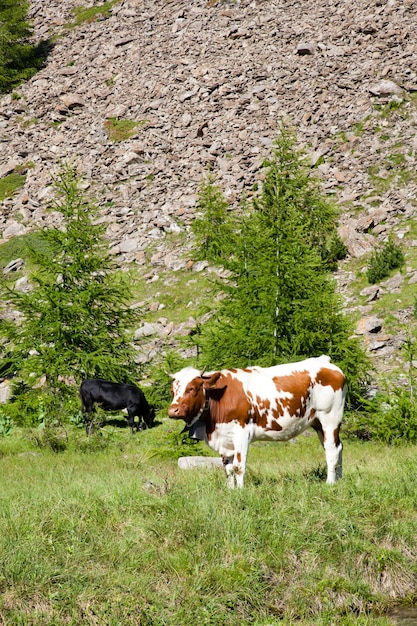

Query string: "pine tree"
[[191, 173, 235, 263], [193, 127, 369, 406], [0, 164, 141, 422], [0, 0, 46, 93]]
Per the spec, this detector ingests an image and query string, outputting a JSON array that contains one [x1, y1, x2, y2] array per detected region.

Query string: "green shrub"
[[373, 389, 417, 444], [191, 173, 235, 262], [346, 389, 417, 444], [30, 424, 69, 452], [0, 410, 12, 436], [144, 353, 189, 412], [3, 386, 47, 427], [366, 237, 405, 284]]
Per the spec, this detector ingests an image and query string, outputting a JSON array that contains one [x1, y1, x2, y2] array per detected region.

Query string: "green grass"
[[67, 1, 120, 27], [133, 270, 215, 326], [104, 118, 147, 143], [0, 172, 26, 202], [343, 239, 417, 342], [0, 231, 55, 275], [0, 423, 414, 625]]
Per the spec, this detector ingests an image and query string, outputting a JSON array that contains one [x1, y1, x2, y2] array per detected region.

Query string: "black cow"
[[80, 379, 155, 435]]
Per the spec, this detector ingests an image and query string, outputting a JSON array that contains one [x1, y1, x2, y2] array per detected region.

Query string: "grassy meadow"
[[0, 418, 416, 625]]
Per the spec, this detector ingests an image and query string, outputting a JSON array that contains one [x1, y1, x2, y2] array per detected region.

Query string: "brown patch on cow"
[[205, 372, 251, 433], [249, 395, 273, 429], [203, 371, 222, 388], [315, 367, 345, 392], [333, 424, 341, 447], [259, 397, 271, 411], [236, 451, 242, 463], [272, 371, 312, 420], [310, 417, 325, 443], [310, 418, 323, 432], [269, 419, 283, 431]]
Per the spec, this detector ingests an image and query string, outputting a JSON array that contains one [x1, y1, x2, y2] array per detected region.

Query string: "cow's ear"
[[206, 385, 227, 400], [202, 371, 221, 388]]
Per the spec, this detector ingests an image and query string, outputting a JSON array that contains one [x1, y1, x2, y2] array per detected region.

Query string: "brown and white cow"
[[168, 355, 346, 488]]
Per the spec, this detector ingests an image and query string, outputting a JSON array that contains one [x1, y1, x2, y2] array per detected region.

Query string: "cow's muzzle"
[[168, 405, 183, 419]]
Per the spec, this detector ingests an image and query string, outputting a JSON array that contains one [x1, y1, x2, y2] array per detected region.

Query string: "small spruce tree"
[[191, 173, 236, 263], [366, 236, 405, 284], [0, 164, 141, 423], [192, 127, 369, 406]]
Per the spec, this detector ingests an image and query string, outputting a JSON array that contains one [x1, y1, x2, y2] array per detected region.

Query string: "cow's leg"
[[125, 401, 139, 434], [324, 424, 343, 483], [82, 402, 95, 436], [222, 456, 236, 489], [222, 428, 251, 488], [311, 419, 343, 484], [137, 413, 146, 431], [126, 410, 136, 434]]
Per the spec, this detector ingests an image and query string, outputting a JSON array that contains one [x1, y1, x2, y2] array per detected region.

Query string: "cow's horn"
[[199, 367, 206, 377]]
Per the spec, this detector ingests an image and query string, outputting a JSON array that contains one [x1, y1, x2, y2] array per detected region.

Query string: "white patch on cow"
[[171, 367, 201, 401], [208, 421, 241, 456]]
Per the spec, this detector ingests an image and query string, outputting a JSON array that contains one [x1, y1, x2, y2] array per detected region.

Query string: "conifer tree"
[[0, 164, 141, 421], [191, 173, 236, 263], [0, 0, 46, 93], [193, 127, 369, 405]]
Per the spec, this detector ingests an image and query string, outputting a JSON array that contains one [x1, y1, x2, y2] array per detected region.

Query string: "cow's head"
[[144, 405, 156, 428], [168, 367, 222, 425]]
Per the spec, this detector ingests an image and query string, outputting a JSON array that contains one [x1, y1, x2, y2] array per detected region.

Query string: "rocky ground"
[[1, 0, 417, 382]]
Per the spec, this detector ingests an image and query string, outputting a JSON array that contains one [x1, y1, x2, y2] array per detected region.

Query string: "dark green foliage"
[[366, 236, 405, 284], [0, 164, 142, 425], [191, 174, 236, 263], [346, 389, 417, 444], [0, 0, 49, 93], [0, 409, 12, 436], [376, 388, 417, 444], [144, 353, 188, 413], [257, 129, 347, 271], [342, 337, 416, 442], [192, 126, 369, 407]]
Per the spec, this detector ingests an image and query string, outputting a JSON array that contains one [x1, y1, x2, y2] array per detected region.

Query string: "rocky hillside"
[[1, 0, 417, 383]]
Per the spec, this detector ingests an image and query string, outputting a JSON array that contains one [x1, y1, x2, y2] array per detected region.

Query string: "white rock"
[[178, 456, 223, 470]]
